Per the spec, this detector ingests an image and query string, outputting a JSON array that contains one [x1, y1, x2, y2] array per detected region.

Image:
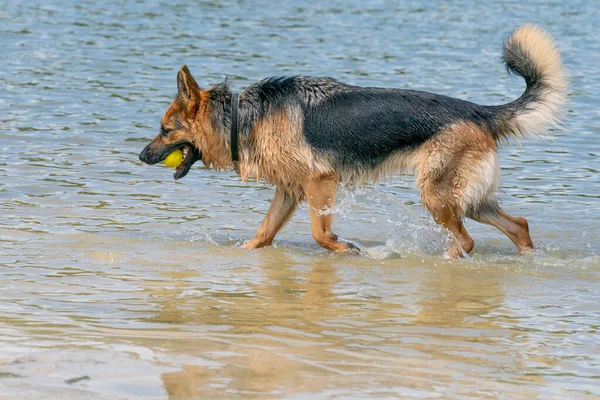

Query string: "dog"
[[139, 24, 567, 257]]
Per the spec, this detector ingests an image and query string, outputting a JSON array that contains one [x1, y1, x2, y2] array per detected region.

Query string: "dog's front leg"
[[304, 174, 357, 253], [242, 185, 299, 250]]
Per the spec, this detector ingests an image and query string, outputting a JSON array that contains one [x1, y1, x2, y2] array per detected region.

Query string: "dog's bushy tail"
[[494, 24, 568, 140]]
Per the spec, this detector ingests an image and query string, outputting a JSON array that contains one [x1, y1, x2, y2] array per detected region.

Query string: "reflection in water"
[[158, 253, 341, 397], [416, 267, 504, 326], [150, 254, 549, 398], [0, 228, 597, 398]]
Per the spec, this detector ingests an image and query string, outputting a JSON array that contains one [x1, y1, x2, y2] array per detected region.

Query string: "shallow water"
[[1, 0, 599, 399]]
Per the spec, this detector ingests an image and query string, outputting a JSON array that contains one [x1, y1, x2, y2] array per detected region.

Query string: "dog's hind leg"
[[303, 174, 356, 253], [418, 167, 474, 258], [242, 185, 300, 250], [424, 197, 475, 258], [467, 202, 533, 254]]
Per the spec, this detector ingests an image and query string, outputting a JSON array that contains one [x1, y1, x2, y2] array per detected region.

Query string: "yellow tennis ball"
[[163, 149, 183, 168]]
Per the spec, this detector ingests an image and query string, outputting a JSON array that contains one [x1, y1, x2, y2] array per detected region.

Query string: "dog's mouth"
[[173, 144, 201, 180], [139, 140, 202, 180]]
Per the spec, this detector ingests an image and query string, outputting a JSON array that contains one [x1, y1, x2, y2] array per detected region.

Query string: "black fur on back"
[[211, 76, 504, 168], [300, 82, 500, 168]]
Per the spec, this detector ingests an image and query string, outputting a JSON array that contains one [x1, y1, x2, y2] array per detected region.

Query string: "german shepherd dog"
[[139, 25, 567, 258]]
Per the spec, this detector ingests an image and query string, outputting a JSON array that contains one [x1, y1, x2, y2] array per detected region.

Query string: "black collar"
[[230, 93, 239, 164]]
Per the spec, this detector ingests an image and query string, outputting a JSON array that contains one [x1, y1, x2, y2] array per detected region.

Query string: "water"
[[1, 0, 599, 398]]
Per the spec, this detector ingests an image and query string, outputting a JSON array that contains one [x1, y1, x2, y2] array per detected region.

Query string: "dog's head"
[[139, 65, 209, 180]]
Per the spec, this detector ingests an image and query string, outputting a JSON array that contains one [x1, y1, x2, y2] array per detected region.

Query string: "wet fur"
[[139, 25, 567, 257]]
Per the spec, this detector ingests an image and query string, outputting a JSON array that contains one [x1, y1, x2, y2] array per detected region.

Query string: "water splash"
[[321, 187, 465, 259]]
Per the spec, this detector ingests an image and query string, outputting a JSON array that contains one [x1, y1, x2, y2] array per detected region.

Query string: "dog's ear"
[[177, 65, 200, 101]]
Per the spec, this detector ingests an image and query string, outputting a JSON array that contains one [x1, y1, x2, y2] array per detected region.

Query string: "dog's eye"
[[160, 126, 172, 136]]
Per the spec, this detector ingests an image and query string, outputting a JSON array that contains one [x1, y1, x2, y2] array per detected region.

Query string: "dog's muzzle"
[[139, 141, 202, 180], [138, 142, 165, 165], [138, 145, 152, 164]]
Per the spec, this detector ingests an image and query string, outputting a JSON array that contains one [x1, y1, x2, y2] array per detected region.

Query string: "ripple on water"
[[1, 0, 599, 398]]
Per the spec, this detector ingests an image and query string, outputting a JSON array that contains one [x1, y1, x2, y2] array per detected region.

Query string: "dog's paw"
[[241, 236, 276, 250], [444, 245, 468, 260], [342, 240, 364, 256], [241, 238, 261, 250]]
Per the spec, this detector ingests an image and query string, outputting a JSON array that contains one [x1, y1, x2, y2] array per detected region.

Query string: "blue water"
[[1, 1, 599, 398]]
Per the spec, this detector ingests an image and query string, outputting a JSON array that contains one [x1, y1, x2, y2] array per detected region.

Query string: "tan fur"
[[239, 106, 332, 190], [506, 24, 568, 138], [408, 121, 534, 256], [415, 121, 498, 215], [242, 184, 300, 250], [407, 121, 499, 257], [473, 209, 533, 255], [303, 174, 354, 252]]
